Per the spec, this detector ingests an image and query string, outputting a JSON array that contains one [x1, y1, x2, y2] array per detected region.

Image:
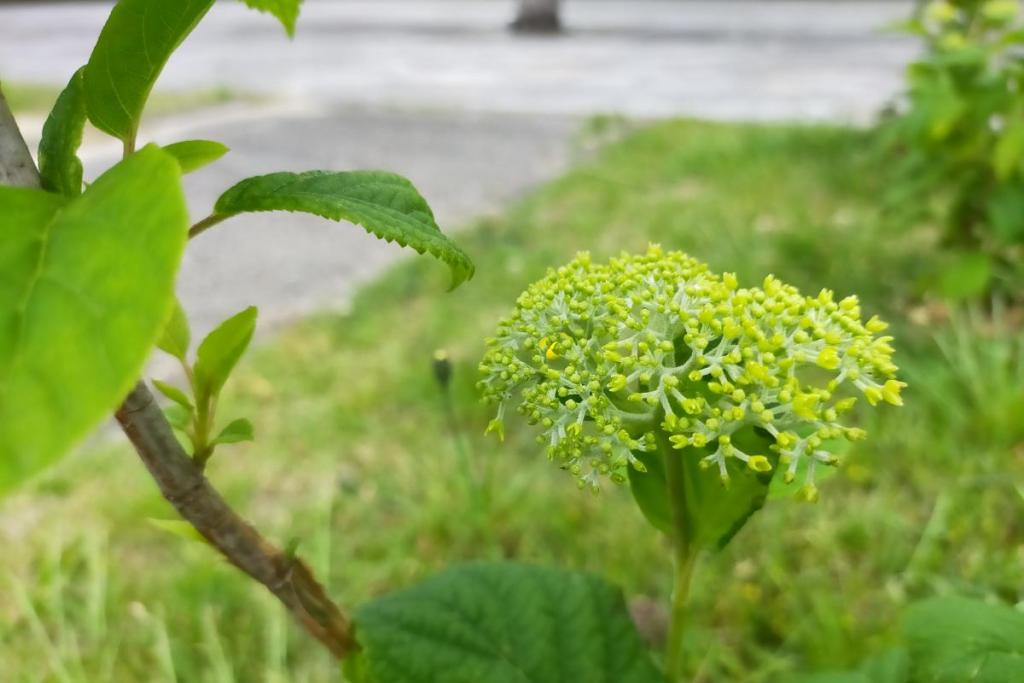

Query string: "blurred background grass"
[[2, 118, 1021, 682], [2, 81, 243, 116]]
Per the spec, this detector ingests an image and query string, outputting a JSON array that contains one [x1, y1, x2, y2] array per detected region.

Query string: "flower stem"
[[658, 427, 698, 682], [666, 546, 696, 681]]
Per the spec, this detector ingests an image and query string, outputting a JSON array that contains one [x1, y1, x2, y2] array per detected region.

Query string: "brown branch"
[[0, 86, 357, 660], [117, 383, 357, 658], [0, 84, 41, 188]]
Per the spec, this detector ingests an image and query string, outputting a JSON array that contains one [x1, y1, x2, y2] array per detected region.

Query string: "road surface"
[[0, 0, 917, 339]]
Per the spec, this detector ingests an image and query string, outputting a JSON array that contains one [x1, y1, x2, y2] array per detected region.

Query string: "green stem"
[[657, 427, 698, 682], [666, 547, 696, 681], [188, 213, 229, 239], [192, 382, 216, 471]]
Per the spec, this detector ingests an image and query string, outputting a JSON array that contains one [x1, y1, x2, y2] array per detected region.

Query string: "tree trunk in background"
[[511, 0, 562, 34]]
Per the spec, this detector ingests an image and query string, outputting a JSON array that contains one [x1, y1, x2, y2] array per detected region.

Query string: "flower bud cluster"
[[478, 246, 904, 495]]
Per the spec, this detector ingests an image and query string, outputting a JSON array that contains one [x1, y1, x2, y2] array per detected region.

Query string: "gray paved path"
[[0, 0, 917, 340]]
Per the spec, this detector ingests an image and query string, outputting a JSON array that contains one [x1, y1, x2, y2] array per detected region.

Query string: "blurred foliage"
[[881, 0, 1024, 300], [799, 595, 1024, 682], [2, 81, 242, 117], [1, 120, 1022, 682]]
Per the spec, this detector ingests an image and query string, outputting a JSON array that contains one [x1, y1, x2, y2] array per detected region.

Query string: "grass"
[[2, 82, 243, 117], [1, 119, 1022, 682]]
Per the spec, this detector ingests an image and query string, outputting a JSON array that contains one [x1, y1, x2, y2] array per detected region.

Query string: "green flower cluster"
[[478, 246, 905, 497]]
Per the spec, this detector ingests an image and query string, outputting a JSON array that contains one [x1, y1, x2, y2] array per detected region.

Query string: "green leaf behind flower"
[[629, 426, 776, 550]]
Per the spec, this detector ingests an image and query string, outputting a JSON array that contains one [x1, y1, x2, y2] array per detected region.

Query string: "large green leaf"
[[83, 0, 215, 144], [346, 562, 663, 683], [629, 427, 776, 550], [211, 170, 475, 289], [239, 0, 302, 37], [906, 596, 1024, 682], [38, 68, 87, 197], [0, 146, 187, 491]]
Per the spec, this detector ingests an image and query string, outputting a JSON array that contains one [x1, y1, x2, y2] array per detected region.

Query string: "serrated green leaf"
[[346, 561, 662, 683], [84, 0, 215, 144], [211, 170, 474, 289], [906, 597, 1024, 683], [239, 0, 302, 37], [152, 380, 193, 411], [163, 139, 229, 174], [629, 427, 776, 550], [38, 68, 87, 197], [157, 297, 190, 361], [0, 146, 187, 493], [212, 418, 254, 445], [194, 306, 257, 401]]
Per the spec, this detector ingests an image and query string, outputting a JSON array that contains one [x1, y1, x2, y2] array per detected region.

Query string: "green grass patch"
[[2, 119, 1021, 682], [3, 82, 243, 116]]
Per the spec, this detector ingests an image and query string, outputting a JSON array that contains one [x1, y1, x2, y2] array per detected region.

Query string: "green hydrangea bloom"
[[478, 246, 905, 496]]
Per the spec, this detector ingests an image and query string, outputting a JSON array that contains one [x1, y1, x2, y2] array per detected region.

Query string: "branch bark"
[[0, 85, 41, 188], [117, 384, 357, 658], [0, 85, 357, 660]]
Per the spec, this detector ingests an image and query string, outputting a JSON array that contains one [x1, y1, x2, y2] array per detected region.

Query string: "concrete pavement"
[[0, 0, 918, 340], [3, 1, 916, 120]]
